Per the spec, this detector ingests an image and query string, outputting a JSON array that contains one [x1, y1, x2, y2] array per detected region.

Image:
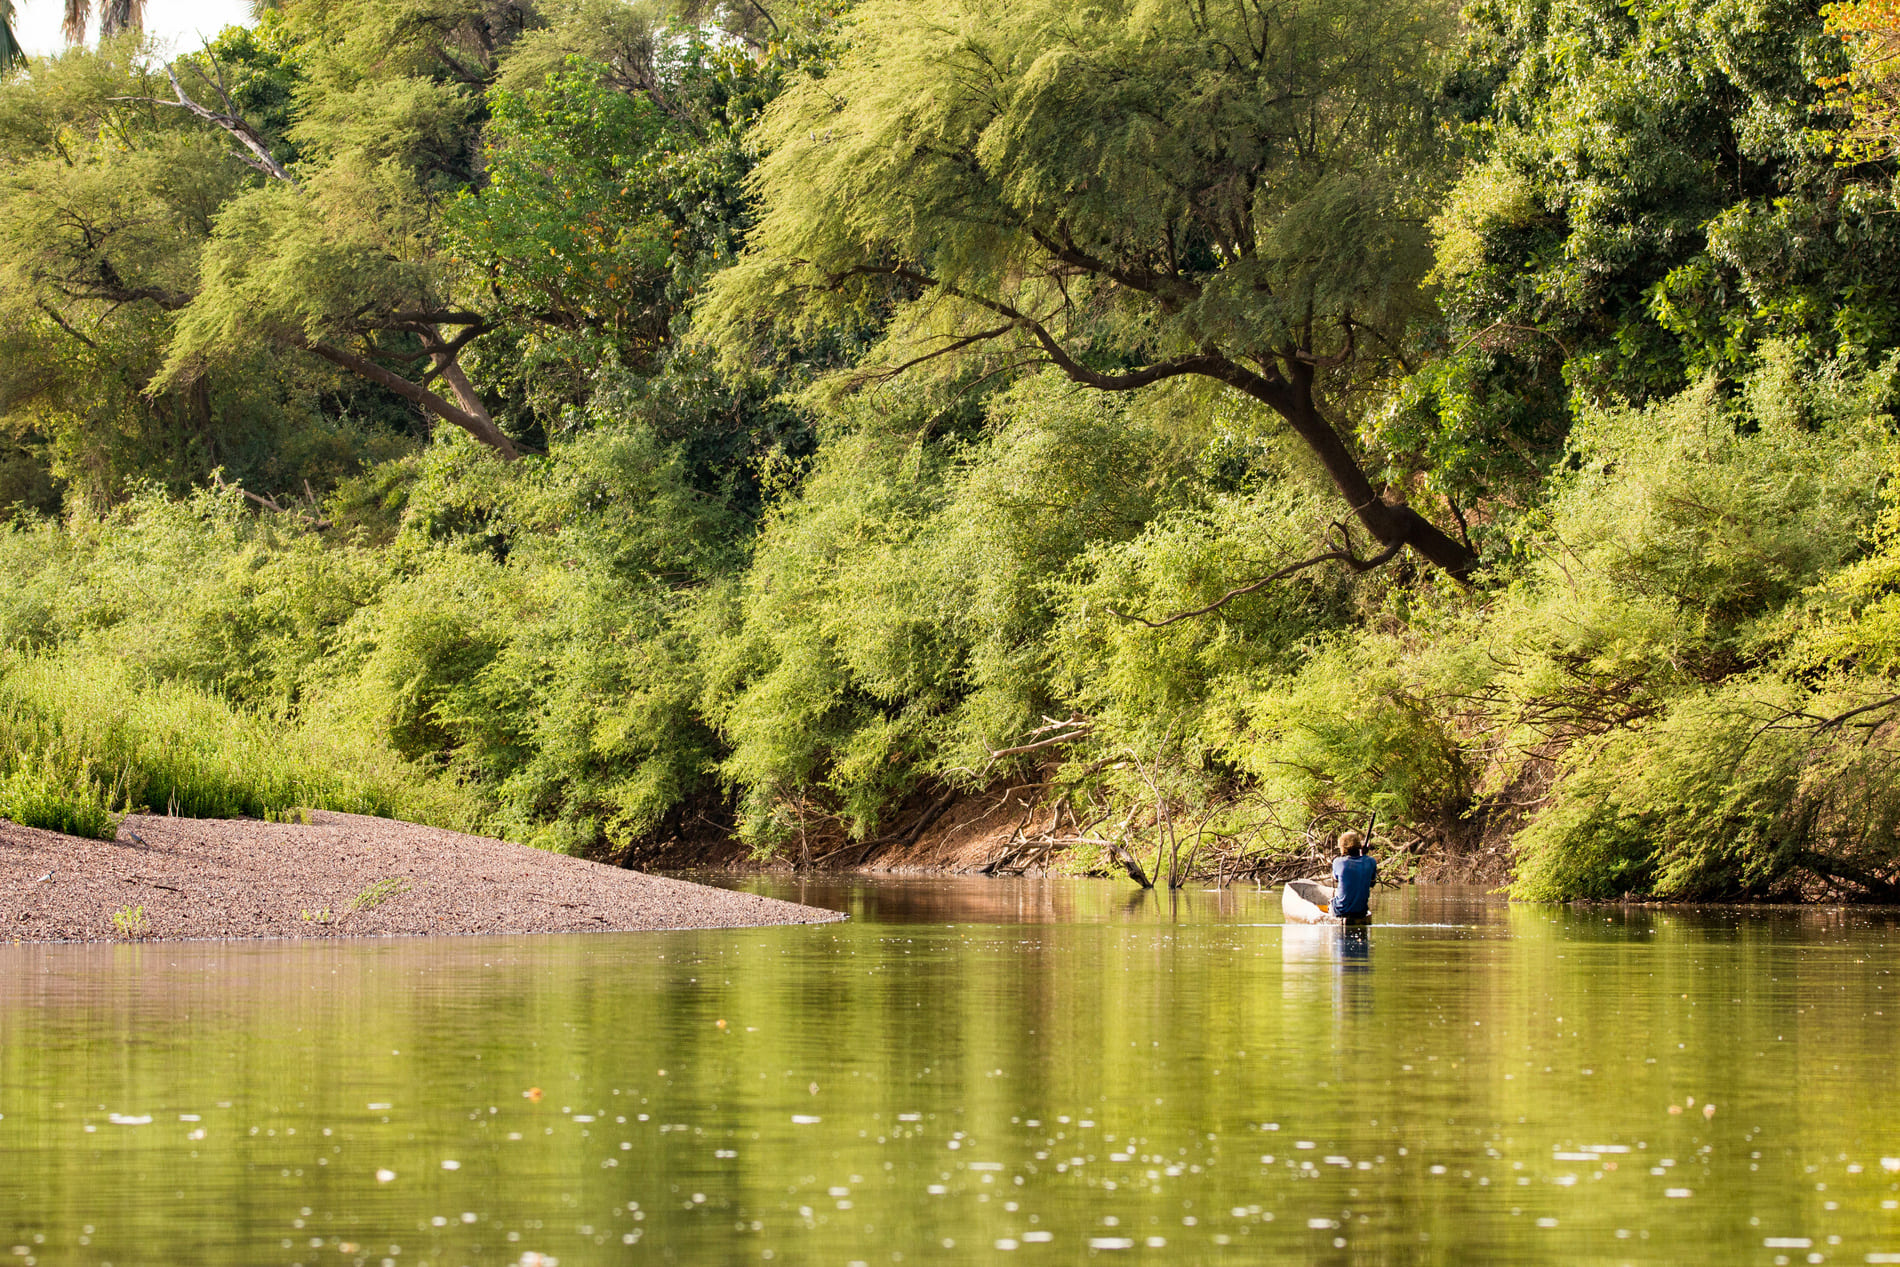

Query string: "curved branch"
[[302, 339, 518, 458], [37, 301, 98, 349], [858, 322, 1015, 381], [1023, 224, 1198, 310], [387, 310, 489, 326], [1758, 693, 1900, 736], [1449, 320, 1571, 361], [830, 263, 1242, 393], [817, 260, 1474, 580], [1105, 531, 1404, 628]]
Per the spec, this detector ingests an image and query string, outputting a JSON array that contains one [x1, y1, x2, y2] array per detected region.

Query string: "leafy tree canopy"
[[701, 0, 1482, 579], [0, 39, 385, 505], [1390, 0, 1897, 510]]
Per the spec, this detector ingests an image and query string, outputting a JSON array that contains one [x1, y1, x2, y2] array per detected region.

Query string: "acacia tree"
[[162, 0, 805, 459], [0, 45, 294, 501], [3, 0, 830, 489], [701, 0, 1476, 579], [154, 2, 531, 456]]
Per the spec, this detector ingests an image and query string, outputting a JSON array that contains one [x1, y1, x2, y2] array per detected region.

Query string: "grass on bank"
[[0, 650, 479, 841]]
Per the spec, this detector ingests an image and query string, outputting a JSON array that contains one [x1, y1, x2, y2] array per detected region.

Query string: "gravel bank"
[[1, 811, 841, 942]]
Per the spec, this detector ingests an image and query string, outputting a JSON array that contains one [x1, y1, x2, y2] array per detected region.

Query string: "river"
[[1, 879, 1896, 1264]]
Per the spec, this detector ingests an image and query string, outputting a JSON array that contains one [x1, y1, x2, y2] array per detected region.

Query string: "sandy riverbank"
[[1, 811, 841, 942]]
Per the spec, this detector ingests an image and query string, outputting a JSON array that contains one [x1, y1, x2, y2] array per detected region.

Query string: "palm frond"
[[99, 0, 142, 39], [0, 0, 24, 72]]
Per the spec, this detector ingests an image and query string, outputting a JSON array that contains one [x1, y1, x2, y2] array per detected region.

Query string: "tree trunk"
[[1210, 356, 1476, 581], [425, 330, 518, 457], [304, 339, 519, 459], [189, 375, 216, 461]]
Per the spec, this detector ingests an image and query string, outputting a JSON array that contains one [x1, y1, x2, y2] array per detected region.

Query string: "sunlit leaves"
[[701, 0, 1458, 394], [1822, 0, 1900, 161], [444, 62, 676, 378]]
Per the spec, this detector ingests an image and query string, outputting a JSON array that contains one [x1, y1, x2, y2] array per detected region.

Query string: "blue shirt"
[[1331, 854, 1377, 917]]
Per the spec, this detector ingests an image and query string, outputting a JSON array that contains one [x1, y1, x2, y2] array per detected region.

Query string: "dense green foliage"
[[701, 0, 1480, 577], [4, 0, 1900, 899]]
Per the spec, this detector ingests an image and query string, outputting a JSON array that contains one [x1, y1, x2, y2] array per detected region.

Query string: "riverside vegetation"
[[5, 0, 1900, 900]]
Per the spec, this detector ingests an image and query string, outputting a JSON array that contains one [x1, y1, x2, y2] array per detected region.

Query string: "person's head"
[[1339, 830, 1364, 857]]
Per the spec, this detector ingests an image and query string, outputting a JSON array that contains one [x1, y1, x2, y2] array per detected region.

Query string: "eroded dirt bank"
[[1, 811, 841, 943], [625, 782, 1516, 887]]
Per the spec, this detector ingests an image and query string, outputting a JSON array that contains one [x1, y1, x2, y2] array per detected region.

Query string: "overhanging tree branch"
[[832, 263, 1251, 393], [713, 0, 1485, 582], [136, 52, 523, 460], [855, 322, 1017, 382], [821, 259, 1474, 580], [303, 338, 518, 458], [389, 310, 489, 326], [1105, 525, 1405, 628]]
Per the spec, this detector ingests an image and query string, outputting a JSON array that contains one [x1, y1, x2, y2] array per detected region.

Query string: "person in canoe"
[[1330, 830, 1377, 919]]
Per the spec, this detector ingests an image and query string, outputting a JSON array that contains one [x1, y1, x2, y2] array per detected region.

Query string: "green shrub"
[[703, 375, 1200, 846], [0, 756, 124, 840], [1220, 633, 1475, 853], [1491, 356, 1898, 897], [0, 420, 739, 858], [3, 339, 1896, 896], [1512, 679, 1900, 901], [0, 649, 478, 830]]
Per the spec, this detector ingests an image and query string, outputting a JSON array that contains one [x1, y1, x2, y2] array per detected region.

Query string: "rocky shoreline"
[[1, 811, 841, 943]]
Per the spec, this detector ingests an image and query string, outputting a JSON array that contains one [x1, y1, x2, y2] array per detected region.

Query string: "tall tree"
[[701, 0, 1477, 579], [0, 43, 342, 503], [153, 1, 531, 456]]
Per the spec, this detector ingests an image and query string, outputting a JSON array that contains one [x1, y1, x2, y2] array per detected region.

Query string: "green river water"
[[1, 878, 1897, 1265]]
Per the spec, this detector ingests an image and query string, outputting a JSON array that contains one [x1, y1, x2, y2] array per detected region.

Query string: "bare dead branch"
[[210, 473, 332, 528], [126, 63, 298, 187], [985, 726, 1092, 760]]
